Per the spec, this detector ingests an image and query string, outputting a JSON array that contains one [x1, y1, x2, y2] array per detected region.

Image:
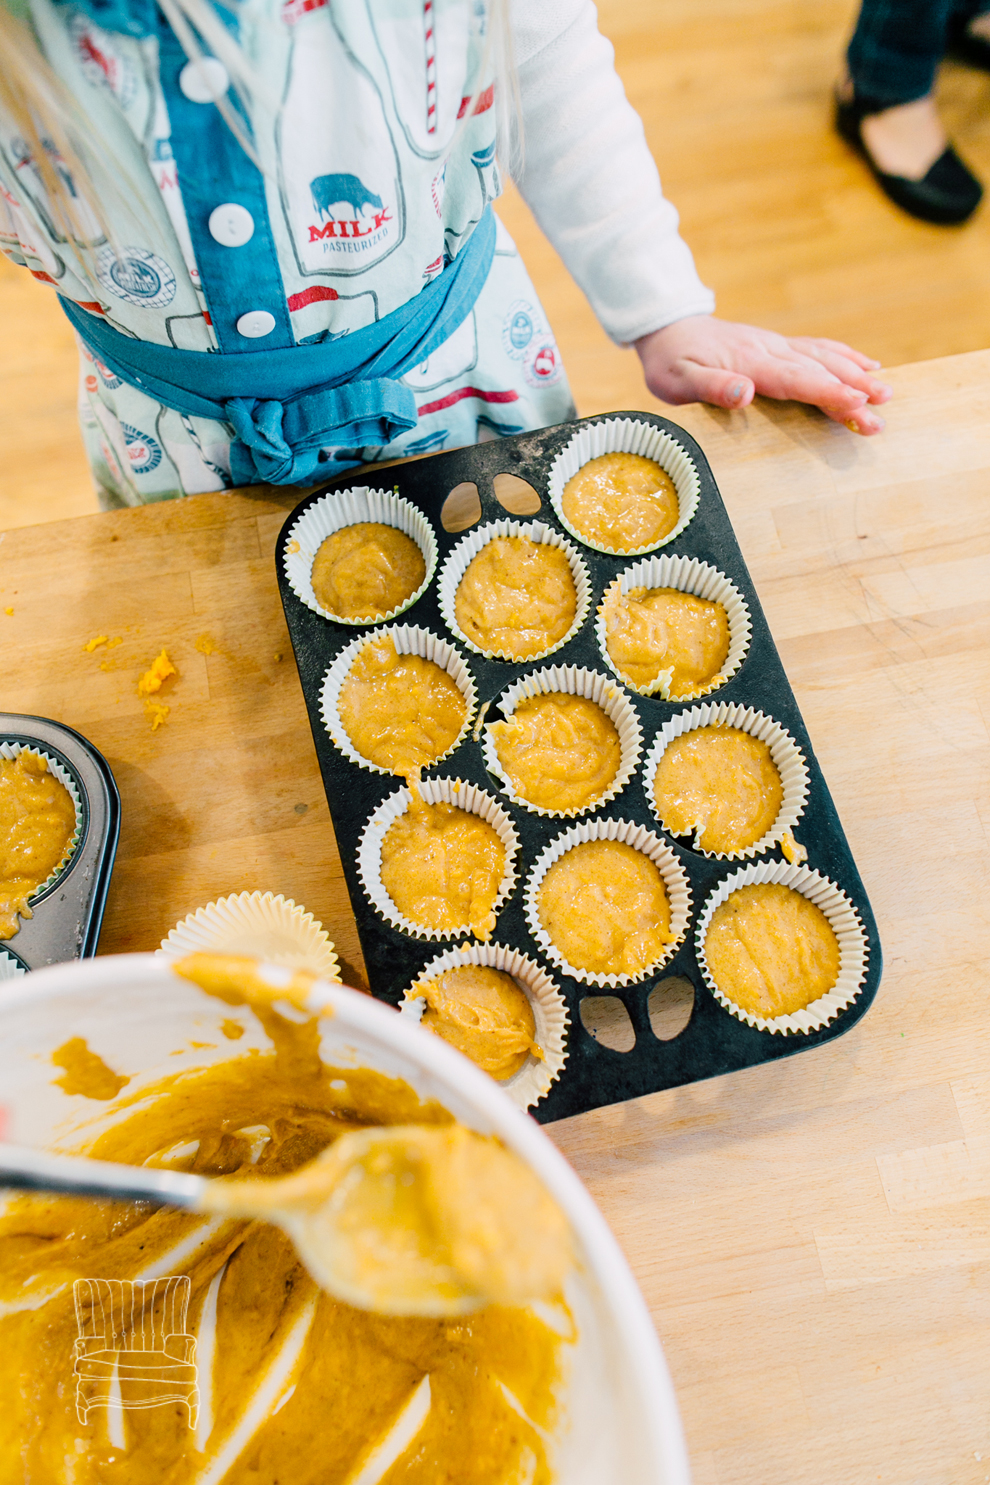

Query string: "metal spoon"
[[0, 1124, 570, 1316]]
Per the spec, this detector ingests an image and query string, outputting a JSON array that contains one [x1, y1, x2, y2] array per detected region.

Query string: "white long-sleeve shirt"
[[512, 0, 714, 343]]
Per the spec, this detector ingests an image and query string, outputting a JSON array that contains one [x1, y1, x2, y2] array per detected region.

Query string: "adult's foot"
[[859, 95, 947, 180], [836, 78, 982, 224]]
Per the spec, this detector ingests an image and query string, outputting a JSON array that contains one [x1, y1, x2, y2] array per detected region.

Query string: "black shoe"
[[835, 90, 983, 225], [946, 13, 990, 70]]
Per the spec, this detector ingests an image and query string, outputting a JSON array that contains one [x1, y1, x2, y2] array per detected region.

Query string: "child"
[[0, 0, 890, 507]]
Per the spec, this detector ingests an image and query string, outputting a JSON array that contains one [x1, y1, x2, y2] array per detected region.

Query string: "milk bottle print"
[[278, 12, 404, 279]]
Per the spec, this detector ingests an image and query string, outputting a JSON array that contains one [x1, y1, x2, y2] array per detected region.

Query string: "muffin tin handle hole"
[[579, 996, 636, 1053], [647, 976, 695, 1041], [492, 473, 542, 517], [440, 482, 482, 533]]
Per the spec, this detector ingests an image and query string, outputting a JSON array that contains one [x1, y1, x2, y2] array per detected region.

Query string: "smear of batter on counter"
[[144, 700, 170, 730], [138, 649, 177, 695], [195, 634, 216, 656], [83, 635, 108, 652]]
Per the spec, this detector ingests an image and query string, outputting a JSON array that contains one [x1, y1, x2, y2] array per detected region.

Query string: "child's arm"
[[509, 2, 891, 434]]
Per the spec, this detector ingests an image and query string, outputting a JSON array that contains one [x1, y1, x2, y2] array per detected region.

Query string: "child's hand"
[[634, 316, 892, 435]]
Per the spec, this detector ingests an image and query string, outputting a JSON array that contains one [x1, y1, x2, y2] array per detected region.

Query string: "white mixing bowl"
[[0, 953, 690, 1485]]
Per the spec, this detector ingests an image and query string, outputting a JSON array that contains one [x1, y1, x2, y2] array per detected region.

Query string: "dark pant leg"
[[847, 0, 961, 105]]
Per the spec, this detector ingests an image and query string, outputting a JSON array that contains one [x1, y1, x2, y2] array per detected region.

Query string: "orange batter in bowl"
[[0, 750, 77, 938], [312, 522, 425, 621], [561, 452, 678, 552], [413, 965, 543, 1080], [603, 584, 729, 697], [652, 725, 783, 854], [338, 635, 467, 778], [454, 536, 577, 658], [380, 797, 506, 940], [704, 881, 840, 1018], [537, 838, 673, 978], [0, 966, 566, 1485], [488, 692, 621, 813]]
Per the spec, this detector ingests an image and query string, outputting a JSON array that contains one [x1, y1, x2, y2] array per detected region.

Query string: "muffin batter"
[[537, 838, 674, 978], [652, 725, 783, 853], [312, 521, 426, 622], [0, 749, 76, 938], [381, 797, 506, 940], [561, 452, 678, 552], [603, 583, 730, 697], [705, 882, 840, 1018], [338, 635, 468, 778], [488, 692, 621, 813], [413, 965, 543, 1080], [0, 960, 566, 1485], [454, 536, 577, 658]]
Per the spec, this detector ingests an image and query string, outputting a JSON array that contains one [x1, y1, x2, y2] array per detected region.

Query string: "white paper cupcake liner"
[[357, 777, 521, 943], [437, 519, 592, 662], [398, 942, 569, 1110], [596, 553, 751, 701], [0, 949, 27, 981], [695, 861, 869, 1036], [523, 817, 692, 987], [481, 664, 643, 819], [282, 486, 438, 626], [319, 625, 478, 780], [0, 740, 84, 906], [642, 701, 809, 859], [547, 416, 701, 556], [157, 891, 341, 982]]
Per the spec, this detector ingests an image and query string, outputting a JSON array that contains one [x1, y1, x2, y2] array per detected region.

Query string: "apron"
[[0, 0, 574, 503]]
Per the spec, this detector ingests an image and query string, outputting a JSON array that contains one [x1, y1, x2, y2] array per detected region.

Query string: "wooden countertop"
[[4, 352, 990, 1485]]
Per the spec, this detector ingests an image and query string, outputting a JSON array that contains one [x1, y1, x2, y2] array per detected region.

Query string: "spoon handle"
[[0, 1143, 207, 1208]]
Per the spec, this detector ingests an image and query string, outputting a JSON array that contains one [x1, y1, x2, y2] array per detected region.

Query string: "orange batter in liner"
[[603, 584, 729, 697], [537, 838, 673, 978], [652, 725, 783, 854], [381, 796, 506, 940], [562, 452, 678, 552], [312, 521, 425, 621], [454, 536, 577, 658], [413, 965, 544, 1080], [0, 750, 77, 938], [338, 635, 467, 777], [488, 692, 621, 813], [705, 882, 840, 1018]]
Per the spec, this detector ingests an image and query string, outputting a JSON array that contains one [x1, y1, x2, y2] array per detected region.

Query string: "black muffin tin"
[[0, 714, 120, 972], [276, 414, 881, 1124]]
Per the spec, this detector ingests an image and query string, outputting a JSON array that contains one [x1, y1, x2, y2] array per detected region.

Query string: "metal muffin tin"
[[276, 414, 882, 1124], [0, 714, 120, 970]]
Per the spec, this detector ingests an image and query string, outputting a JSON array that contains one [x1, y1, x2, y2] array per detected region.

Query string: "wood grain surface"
[[3, 349, 989, 1484]]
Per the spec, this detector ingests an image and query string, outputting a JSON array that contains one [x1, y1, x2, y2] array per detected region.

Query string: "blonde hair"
[[0, 0, 517, 268], [0, 4, 111, 247]]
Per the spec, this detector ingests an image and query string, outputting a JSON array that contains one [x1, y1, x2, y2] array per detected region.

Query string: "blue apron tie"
[[62, 207, 496, 484]]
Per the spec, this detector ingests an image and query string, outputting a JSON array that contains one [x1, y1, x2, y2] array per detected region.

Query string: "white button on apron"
[[178, 57, 230, 104], [208, 203, 255, 248], [235, 310, 277, 339]]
